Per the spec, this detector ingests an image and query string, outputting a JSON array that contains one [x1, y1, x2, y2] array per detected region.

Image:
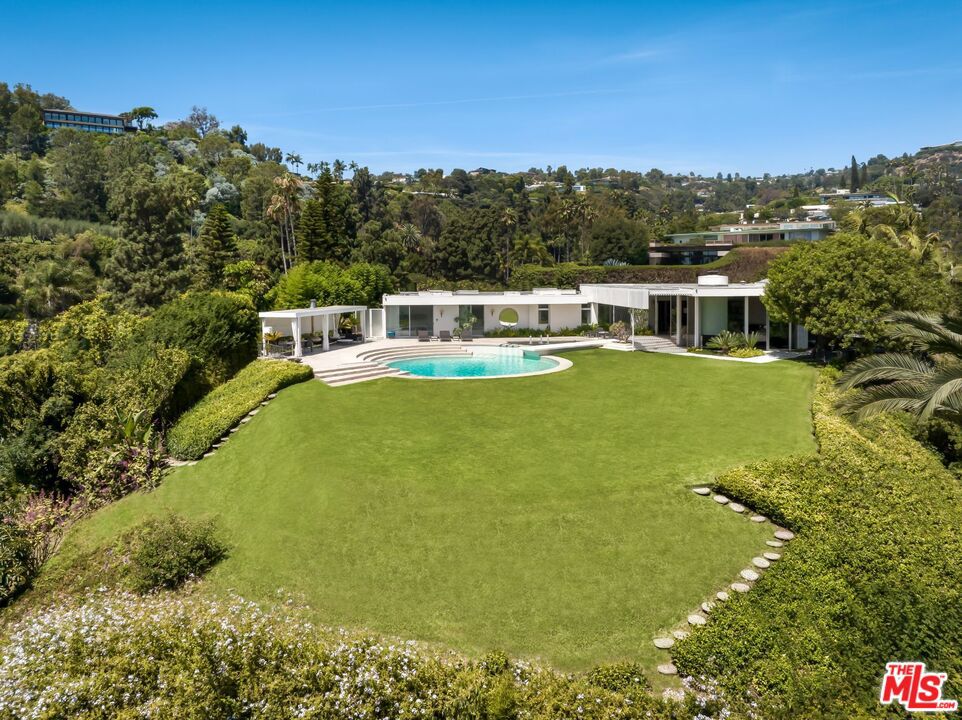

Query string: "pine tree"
[[859, 163, 868, 190], [105, 168, 191, 310], [298, 198, 328, 261], [850, 155, 860, 192], [194, 204, 237, 289]]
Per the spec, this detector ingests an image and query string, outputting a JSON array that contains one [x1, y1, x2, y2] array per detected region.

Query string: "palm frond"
[[837, 352, 934, 389]]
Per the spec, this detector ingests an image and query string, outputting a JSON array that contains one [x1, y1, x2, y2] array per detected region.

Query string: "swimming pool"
[[387, 352, 560, 378]]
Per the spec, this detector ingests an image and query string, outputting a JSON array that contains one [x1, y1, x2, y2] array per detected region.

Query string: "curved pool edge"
[[387, 354, 572, 380]]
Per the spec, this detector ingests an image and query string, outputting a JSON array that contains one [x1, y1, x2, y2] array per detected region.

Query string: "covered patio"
[[258, 305, 369, 358]]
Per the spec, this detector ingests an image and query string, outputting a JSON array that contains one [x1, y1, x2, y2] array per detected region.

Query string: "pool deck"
[[283, 337, 605, 387]]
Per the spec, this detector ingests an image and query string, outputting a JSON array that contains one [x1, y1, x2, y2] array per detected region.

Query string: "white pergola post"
[[765, 309, 771, 350], [359, 309, 368, 341], [788, 322, 793, 351], [674, 294, 681, 345], [322, 315, 330, 351], [743, 296, 749, 337], [292, 318, 302, 358], [629, 309, 635, 337], [261, 319, 267, 355], [693, 295, 701, 348]]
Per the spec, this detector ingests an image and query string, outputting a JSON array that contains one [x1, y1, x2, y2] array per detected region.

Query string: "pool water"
[[387, 353, 559, 378]]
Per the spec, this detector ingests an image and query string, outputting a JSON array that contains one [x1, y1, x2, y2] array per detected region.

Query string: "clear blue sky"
[[5, 0, 961, 176]]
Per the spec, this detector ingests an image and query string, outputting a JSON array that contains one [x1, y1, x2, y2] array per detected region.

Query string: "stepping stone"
[[212, 443, 222, 449], [731, 582, 751, 593], [751, 557, 771, 569], [740, 568, 760, 581], [187, 461, 198, 466], [230, 427, 239, 433], [701, 601, 715, 614], [692, 487, 710, 496], [220, 436, 229, 442], [267, 393, 277, 399], [203, 452, 215, 458], [657, 663, 677, 676], [688, 614, 706, 626], [248, 408, 259, 416], [729, 503, 745, 513], [763, 552, 781, 561], [240, 417, 251, 424], [672, 630, 689, 640], [712, 495, 729, 505], [774, 529, 795, 541], [260, 401, 269, 406], [750, 515, 767, 523], [653, 637, 674, 649], [766, 540, 784, 548], [716, 591, 729, 602]]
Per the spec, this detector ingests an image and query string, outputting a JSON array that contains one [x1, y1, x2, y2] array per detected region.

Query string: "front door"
[[656, 299, 672, 336]]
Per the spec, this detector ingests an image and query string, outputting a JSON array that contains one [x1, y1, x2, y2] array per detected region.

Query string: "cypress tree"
[[850, 155, 860, 192], [859, 163, 868, 189], [194, 204, 237, 289]]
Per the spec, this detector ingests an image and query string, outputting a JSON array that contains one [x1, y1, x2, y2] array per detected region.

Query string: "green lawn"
[[47, 350, 815, 670]]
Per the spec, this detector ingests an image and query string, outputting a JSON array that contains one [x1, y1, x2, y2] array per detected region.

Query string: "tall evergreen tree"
[[105, 167, 194, 310], [297, 199, 328, 261], [850, 155, 860, 192], [193, 204, 237, 289]]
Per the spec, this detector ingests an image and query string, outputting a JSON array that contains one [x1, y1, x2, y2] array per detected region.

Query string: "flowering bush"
[[0, 591, 729, 719]]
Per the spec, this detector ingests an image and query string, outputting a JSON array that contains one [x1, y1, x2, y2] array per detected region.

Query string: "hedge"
[[510, 246, 789, 290], [671, 371, 962, 718], [0, 591, 724, 719], [165, 359, 312, 460]]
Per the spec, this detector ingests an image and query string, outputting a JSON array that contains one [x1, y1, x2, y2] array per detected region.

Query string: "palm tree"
[[16, 260, 94, 319], [284, 153, 303, 173], [837, 311, 962, 422], [499, 207, 518, 283], [266, 174, 303, 271], [509, 233, 551, 268]]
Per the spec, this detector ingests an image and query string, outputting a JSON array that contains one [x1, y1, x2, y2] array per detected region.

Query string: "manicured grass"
[[45, 350, 815, 670]]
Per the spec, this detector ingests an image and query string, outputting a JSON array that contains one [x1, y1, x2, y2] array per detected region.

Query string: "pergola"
[[258, 305, 368, 357]]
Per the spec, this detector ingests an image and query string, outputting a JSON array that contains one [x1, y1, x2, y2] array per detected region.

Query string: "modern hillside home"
[[41, 109, 130, 135], [375, 274, 808, 350], [649, 221, 836, 265]]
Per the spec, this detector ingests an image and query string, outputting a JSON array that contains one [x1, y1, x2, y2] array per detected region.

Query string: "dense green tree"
[[763, 232, 943, 352], [15, 259, 95, 319], [45, 129, 108, 221], [104, 167, 197, 310], [193, 204, 237, 289], [587, 216, 649, 264], [850, 155, 860, 192], [123, 107, 157, 130]]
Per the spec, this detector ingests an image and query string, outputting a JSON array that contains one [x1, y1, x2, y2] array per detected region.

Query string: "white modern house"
[[259, 274, 810, 358]]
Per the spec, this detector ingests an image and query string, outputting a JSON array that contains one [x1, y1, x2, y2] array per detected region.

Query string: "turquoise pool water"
[[387, 353, 559, 378]]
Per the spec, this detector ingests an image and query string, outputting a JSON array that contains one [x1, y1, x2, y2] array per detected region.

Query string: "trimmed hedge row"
[[165, 360, 312, 460], [510, 246, 788, 290], [672, 371, 962, 718]]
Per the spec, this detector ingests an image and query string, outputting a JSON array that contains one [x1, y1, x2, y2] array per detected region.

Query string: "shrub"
[[586, 661, 651, 693], [137, 291, 259, 417], [0, 518, 31, 604], [671, 371, 962, 717], [166, 359, 312, 460], [0, 591, 714, 719], [609, 320, 630, 342], [122, 514, 226, 593], [729, 347, 763, 358], [705, 329, 739, 354]]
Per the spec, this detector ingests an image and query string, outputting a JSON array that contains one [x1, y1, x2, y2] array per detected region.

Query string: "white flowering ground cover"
[[0, 591, 731, 719]]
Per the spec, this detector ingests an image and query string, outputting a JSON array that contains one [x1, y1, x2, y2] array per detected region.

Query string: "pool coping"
[[386, 353, 573, 380]]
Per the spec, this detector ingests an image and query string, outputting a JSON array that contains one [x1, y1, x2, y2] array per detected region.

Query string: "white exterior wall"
[[432, 304, 460, 335]]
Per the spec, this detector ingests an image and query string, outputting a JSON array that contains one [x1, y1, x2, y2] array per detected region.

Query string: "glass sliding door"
[[410, 305, 433, 335]]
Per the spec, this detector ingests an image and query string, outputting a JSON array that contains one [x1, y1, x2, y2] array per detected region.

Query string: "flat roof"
[[43, 108, 126, 120], [259, 305, 367, 319], [382, 289, 586, 305]]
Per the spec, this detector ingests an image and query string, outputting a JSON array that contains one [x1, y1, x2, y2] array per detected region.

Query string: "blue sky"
[[5, 0, 962, 176]]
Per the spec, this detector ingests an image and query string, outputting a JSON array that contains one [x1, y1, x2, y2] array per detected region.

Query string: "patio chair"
[[461, 328, 473, 342], [439, 330, 452, 342], [418, 329, 430, 342]]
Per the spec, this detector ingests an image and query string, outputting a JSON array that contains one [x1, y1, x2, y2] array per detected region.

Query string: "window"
[[538, 304, 549, 325], [581, 304, 591, 325]]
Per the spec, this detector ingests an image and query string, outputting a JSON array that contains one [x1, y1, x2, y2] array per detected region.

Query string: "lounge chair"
[[418, 330, 430, 342], [461, 328, 473, 342], [439, 330, 452, 342]]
